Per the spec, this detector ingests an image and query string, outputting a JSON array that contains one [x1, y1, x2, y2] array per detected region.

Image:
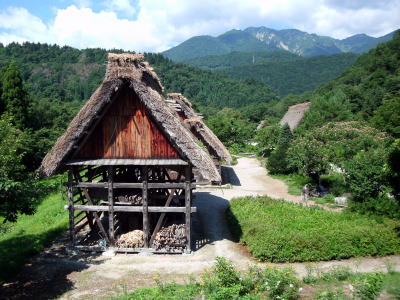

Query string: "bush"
[[228, 196, 400, 262], [344, 149, 388, 201], [352, 273, 384, 300]]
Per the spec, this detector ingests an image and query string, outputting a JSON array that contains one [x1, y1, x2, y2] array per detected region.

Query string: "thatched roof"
[[166, 93, 232, 164], [279, 102, 311, 131], [39, 53, 220, 182]]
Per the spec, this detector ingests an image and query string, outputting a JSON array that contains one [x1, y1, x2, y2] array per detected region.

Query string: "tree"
[[266, 124, 294, 174], [371, 97, 400, 137], [0, 115, 38, 222], [207, 108, 254, 148], [255, 123, 281, 157], [297, 89, 353, 133], [1, 61, 29, 129], [387, 139, 400, 200], [287, 122, 391, 177]]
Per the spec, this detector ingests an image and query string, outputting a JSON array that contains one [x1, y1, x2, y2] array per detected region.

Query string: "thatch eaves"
[[38, 53, 220, 182], [279, 102, 311, 131], [166, 93, 232, 164]]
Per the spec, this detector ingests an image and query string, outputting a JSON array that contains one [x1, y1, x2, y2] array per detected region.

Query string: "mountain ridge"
[[163, 27, 397, 61]]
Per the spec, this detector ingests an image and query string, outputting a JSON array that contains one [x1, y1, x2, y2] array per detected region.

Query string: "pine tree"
[[1, 61, 29, 129]]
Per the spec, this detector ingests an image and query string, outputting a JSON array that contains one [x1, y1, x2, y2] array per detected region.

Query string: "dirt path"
[[1, 157, 399, 300]]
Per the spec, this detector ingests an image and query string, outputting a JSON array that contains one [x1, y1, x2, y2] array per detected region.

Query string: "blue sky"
[[0, 0, 399, 52]]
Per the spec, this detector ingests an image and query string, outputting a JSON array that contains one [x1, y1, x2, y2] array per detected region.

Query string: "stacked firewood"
[[153, 224, 186, 251], [116, 230, 144, 248], [115, 194, 143, 205]]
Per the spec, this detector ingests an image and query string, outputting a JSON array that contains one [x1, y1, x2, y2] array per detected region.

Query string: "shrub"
[[228, 196, 400, 262], [352, 273, 384, 300], [344, 149, 388, 202]]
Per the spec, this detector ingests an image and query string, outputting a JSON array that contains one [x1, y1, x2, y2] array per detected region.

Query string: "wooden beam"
[[72, 170, 94, 231], [75, 245, 184, 254], [149, 189, 176, 247], [82, 188, 110, 244], [69, 182, 194, 189], [185, 166, 192, 253], [67, 170, 76, 247], [143, 166, 149, 248], [108, 166, 115, 245], [65, 205, 197, 213]]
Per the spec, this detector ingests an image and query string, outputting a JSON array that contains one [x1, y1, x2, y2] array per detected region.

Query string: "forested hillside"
[[255, 32, 400, 218], [184, 52, 359, 96]]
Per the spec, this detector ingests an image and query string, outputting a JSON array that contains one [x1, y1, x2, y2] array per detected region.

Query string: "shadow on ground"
[[222, 166, 241, 186], [0, 232, 104, 300], [192, 190, 241, 251]]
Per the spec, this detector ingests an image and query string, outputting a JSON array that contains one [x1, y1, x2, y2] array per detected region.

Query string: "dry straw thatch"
[[279, 102, 311, 131], [39, 53, 220, 182], [166, 93, 232, 164]]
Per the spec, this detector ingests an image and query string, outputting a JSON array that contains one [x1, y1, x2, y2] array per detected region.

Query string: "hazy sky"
[[0, 0, 399, 52]]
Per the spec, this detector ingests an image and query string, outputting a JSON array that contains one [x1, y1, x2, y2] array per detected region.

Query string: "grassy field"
[[0, 191, 68, 282], [109, 258, 400, 300], [227, 196, 400, 262]]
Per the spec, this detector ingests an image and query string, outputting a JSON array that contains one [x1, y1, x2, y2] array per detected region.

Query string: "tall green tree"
[[266, 124, 294, 174], [371, 97, 400, 137], [1, 61, 29, 129], [0, 115, 38, 222]]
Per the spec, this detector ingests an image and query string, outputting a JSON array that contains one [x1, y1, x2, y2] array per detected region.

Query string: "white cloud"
[[0, 7, 48, 42], [103, 0, 137, 16], [0, 0, 399, 52]]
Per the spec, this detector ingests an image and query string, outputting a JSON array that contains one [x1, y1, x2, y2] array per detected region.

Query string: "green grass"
[[270, 173, 311, 196], [0, 191, 68, 282], [227, 196, 400, 262]]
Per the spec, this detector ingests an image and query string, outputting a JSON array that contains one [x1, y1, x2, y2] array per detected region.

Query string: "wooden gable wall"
[[76, 86, 181, 159]]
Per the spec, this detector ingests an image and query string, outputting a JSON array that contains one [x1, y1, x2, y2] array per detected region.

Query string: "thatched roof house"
[[39, 53, 220, 182], [166, 93, 232, 165], [279, 102, 311, 131]]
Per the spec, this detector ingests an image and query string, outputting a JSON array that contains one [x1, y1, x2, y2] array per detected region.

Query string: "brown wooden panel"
[[76, 86, 180, 159]]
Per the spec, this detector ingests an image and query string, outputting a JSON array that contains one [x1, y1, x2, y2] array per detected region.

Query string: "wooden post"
[[142, 166, 149, 248], [184, 166, 192, 253], [67, 170, 75, 247], [108, 166, 115, 245]]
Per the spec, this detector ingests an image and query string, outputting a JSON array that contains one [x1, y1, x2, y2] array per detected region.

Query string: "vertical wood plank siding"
[[77, 86, 180, 159]]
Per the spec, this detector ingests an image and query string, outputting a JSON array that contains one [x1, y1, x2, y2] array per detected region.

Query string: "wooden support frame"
[[108, 166, 115, 245], [82, 188, 110, 244], [149, 188, 176, 247], [63, 164, 196, 254], [185, 166, 192, 253], [67, 170, 75, 247], [142, 166, 149, 248], [64, 205, 197, 213]]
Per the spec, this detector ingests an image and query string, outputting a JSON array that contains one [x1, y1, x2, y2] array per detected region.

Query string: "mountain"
[[182, 50, 301, 69], [163, 27, 397, 61], [182, 51, 358, 96]]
